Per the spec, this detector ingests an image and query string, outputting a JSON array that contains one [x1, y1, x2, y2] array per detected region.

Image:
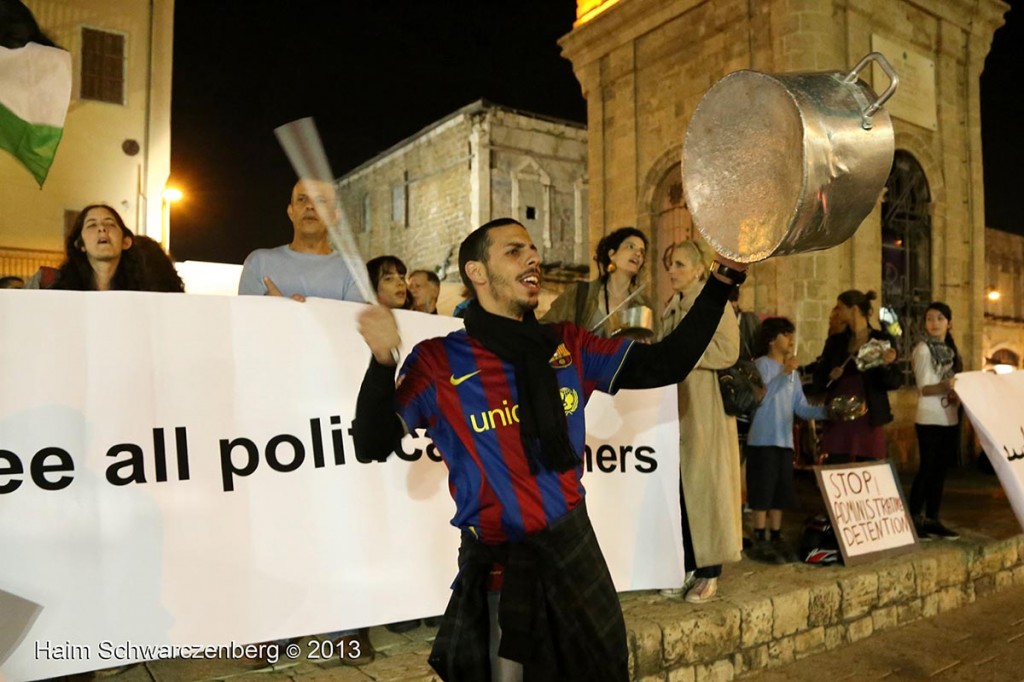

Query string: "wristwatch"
[[710, 261, 748, 285]]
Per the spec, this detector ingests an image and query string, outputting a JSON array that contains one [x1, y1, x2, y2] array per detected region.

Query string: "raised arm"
[[352, 306, 407, 462]]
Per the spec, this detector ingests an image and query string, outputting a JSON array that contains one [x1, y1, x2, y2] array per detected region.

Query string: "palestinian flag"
[[0, 42, 71, 187]]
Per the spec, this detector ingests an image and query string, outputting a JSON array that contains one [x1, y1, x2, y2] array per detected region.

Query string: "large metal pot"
[[682, 52, 899, 262]]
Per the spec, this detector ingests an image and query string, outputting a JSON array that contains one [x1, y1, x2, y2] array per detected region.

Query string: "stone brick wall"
[[337, 115, 473, 279], [487, 109, 589, 266], [336, 102, 587, 282], [984, 228, 1024, 367], [561, 0, 1007, 465], [625, 537, 1024, 680]]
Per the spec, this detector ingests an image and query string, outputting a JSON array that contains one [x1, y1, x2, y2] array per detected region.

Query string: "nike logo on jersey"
[[450, 370, 482, 386]]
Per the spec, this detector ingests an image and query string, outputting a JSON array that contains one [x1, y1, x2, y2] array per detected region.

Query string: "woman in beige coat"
[[658, 240, 743, 603]]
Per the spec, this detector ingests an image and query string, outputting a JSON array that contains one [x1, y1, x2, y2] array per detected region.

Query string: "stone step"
[[625, 534, 1024, 681]]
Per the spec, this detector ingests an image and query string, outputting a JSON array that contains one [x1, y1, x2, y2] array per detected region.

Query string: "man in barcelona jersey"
[[354, 218, 748, 681]]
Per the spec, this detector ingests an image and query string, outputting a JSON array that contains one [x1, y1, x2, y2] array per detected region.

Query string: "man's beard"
[[486, 267, 538, 318]]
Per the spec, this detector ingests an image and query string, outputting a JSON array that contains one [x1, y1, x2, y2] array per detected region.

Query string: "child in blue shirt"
[[746, 317, 828, 563]]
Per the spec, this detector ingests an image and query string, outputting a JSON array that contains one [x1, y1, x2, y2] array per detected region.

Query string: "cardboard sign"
[[814, 460, 918, 565]]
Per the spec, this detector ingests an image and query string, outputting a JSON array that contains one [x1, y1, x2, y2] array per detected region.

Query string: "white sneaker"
[[659, 571, 696, 598], [685, 577, 718, 604]]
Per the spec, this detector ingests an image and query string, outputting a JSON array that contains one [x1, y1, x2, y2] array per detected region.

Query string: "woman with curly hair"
[[542, 227, 652, 337], [50, 204, 144, 291]]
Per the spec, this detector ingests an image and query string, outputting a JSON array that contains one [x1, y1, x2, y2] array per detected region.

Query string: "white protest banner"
[[954, 370, 1024, 531], [0, 290, 683, 681], [814, 460, 917, 565]]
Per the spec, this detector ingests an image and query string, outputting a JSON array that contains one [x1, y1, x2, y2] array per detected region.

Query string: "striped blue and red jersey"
[[395, 322, 632, 544]]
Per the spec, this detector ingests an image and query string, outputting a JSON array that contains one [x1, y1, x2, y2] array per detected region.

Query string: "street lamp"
[[986, 289, 1001, 302], [161, 187, 183, 252]]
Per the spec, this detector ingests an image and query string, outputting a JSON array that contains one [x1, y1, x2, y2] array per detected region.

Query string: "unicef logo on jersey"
[[560, 387, 579, 416]]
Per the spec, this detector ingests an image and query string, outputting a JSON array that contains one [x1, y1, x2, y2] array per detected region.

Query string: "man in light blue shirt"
[[746, 317, 828, 563], [238, 178, 364, 303], [237, 178, 371, 663]]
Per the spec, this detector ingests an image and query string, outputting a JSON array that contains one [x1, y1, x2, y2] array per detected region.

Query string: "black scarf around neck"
[[463, 300, 579, 474]]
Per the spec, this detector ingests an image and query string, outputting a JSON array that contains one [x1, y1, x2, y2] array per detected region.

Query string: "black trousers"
[[909, 423, 959, 519], [679, 481, 722, 579]]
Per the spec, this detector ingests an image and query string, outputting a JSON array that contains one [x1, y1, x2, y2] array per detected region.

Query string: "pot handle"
[[843, 52, 899, 125]]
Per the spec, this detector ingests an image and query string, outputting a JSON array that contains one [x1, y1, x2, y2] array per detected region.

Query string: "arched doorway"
[[881, 150, 931, 385], [651, 165, 701, 310]]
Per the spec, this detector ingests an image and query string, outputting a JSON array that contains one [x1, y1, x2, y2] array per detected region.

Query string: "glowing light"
[[162, 187, 183, 202], [994, 364, 1015, 375], [575, 0, 621, 25], [986, 289, 1001, 302]]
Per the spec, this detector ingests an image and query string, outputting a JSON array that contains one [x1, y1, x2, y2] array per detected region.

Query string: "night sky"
[[169, 0, 1022, 265]]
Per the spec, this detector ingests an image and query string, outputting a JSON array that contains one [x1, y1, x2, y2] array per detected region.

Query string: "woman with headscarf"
[[909, 301, 962, 540]]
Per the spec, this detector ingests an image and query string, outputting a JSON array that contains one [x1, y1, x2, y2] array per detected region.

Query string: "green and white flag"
[[0, 42, 72, 187]]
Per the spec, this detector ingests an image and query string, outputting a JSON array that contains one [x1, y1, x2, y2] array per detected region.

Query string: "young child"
[[909, 302, 962, 540], [746, 317, 828, 563]]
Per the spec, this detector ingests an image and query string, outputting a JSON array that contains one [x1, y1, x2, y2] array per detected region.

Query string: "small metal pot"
[[602, 305, 655, 341], [682, 52, 899, 262], [828, 394, 868, 422]]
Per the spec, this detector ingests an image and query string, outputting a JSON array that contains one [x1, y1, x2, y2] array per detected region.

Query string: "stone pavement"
[[746, 583, 1024, 681], [64, 467, 1022, 682]]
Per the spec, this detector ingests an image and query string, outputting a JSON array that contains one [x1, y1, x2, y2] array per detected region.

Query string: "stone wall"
[[338, 116, 473, 278], [984, 228, 1024, 367], [561, 0, 1008, 466], [337, 102, 588, 281], [487, 109, 589, 267], [561, 0, 1006, 364], [626, 537, 1024, 680]]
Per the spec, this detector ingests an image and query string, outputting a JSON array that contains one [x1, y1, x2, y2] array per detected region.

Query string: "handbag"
[[717, 359, 764, 417]]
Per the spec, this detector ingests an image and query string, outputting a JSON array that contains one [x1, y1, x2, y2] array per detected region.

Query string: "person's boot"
[[659, 571, 697, 598], [746, 531, 786, 564], [923, 518, 960, 540], [913, 515, 933, 541], [335, 628, 375, 666], [385, 619, 421, 633], [770, 534, 801, 563]]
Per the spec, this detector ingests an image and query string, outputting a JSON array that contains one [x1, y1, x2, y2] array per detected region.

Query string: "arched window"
[[988, 348, 1020, 370], [651, 165, 701, 309], [881, 151, 932, 385]]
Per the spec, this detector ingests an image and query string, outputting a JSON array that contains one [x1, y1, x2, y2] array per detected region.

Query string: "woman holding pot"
[[543, 227, 653, 337], [812, 290, 901, 463], [658, 240, 742, 603]]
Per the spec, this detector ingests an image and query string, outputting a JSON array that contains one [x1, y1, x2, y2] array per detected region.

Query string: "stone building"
[[984, 227, 1024, 370], [0, 0, 175, 279], [336, 100, 589, 282], [560, 0, 1008, 464]]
